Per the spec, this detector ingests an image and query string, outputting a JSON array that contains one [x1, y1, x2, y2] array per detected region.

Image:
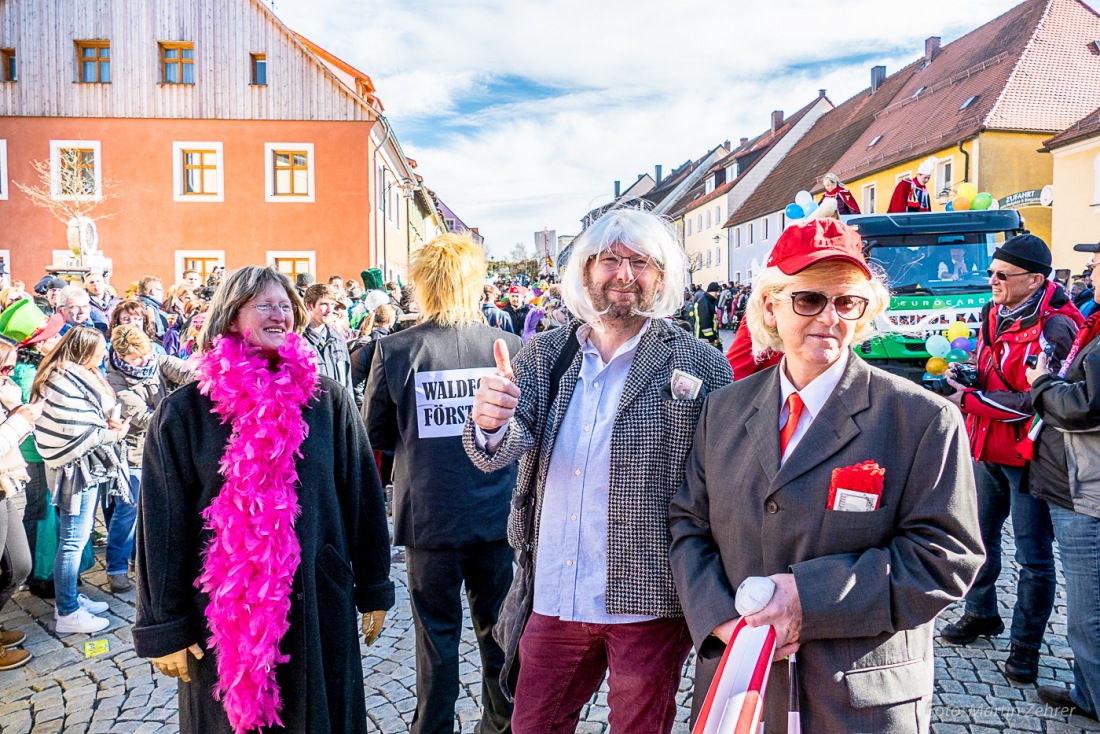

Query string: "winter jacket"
[[106, 354, 193, 466], [960, 282, 1081, 466], [693, 292, 719, 343], [13, 349, 42, 464], [303, 324, 353, 394], [0, 379, 32, 498]]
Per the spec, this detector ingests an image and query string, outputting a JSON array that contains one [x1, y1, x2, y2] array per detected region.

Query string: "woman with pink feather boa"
[[132, 266, 394, 734]]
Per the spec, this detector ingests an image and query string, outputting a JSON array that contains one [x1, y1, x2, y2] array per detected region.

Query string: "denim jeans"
[[105, 470, 140, 576], [964, 461, 1056, 650], [54, 485, 100, 617], [1048, 504, 1100, 715]]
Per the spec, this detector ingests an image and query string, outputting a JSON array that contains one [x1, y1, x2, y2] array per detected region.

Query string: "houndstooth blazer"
[[462, 317, 732, 617]]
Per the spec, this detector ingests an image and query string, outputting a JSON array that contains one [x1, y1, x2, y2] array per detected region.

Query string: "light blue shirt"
[[532, 321, 655, 624]]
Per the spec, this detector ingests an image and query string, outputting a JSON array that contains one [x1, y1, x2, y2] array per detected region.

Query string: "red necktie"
[[780, 393, 805, 456]]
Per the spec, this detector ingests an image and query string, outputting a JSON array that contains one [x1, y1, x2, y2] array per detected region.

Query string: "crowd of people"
[[0, 208, 1096, 733]]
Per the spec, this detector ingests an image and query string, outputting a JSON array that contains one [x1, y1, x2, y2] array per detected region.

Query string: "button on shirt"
[[535, 321, 654, 624], [778, 352, 849, 465]]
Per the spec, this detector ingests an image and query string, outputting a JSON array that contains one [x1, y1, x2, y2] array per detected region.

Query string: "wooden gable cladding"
[[0, 0, 377, 121]]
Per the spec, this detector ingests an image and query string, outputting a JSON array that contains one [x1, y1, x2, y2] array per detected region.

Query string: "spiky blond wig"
[[409, 233, 487, 326]]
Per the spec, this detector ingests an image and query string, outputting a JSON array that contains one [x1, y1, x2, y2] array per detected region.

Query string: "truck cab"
[[844, 210, 1028, 382]]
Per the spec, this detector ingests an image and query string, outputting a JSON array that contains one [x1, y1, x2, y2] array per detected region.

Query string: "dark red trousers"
[[512, 612, 693, 734]]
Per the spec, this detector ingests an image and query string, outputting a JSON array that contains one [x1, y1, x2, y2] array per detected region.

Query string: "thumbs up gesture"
[[471, 339, 522, 432]]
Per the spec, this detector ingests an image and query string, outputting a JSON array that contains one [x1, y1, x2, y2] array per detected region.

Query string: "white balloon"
[[988, 199, 1000, 210], [735, 576, 776, 617], [795, 190, 814, 209]]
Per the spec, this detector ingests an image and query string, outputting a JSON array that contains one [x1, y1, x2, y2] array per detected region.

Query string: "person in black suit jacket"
[[364, 234, 522, 734]]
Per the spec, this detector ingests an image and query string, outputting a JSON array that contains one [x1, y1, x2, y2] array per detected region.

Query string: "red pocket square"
[[827, 461, 885, 512]]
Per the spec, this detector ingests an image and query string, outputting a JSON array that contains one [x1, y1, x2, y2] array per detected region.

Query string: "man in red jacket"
[[943, 234, 1081, 683]]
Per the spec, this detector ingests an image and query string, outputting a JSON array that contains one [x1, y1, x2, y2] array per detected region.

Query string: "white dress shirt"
[[778, 352, 849, 465]]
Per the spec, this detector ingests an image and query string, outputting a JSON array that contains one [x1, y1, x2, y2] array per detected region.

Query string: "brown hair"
[[198, 266, 306, 353], [110, 299, 158, 341], [110, 324, 153, 359], [30, 327, 105, 400], [303, 283, 336, 308], [138, 276, 163, 297]]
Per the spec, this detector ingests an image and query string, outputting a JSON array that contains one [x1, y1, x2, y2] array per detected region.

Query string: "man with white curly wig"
[[464, 208, 732, 732]]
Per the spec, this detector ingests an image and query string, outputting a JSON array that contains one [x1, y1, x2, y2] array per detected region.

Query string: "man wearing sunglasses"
[[942, 233, 1083, 685]]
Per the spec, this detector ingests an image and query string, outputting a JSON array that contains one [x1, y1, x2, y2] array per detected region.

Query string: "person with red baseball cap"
[[670, 219, 984, 732]]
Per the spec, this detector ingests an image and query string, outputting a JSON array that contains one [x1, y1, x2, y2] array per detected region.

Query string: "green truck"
[[844, 210, 1031, 382]]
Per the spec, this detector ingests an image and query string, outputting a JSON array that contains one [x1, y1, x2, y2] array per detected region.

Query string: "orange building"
[[0, 0, 430, 289]]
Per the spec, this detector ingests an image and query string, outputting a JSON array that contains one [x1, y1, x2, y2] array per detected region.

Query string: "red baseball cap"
[[508, 286, 523, 295], [22, 314, 65, 347], [766, 219, 871, 278]]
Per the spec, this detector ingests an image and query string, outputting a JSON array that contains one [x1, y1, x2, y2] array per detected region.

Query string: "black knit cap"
[[993, 234, 1051, 277], [706, 281, 721, 293]]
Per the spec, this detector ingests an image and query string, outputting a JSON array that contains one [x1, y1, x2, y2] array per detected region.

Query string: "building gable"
[[0, 0, 378, 121]]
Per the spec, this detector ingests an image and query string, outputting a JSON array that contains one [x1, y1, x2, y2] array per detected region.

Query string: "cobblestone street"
[[1, 525, 1098, 734]]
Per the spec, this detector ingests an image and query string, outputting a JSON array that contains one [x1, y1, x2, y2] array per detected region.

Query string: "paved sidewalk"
[[1, 525, 1097, 733]]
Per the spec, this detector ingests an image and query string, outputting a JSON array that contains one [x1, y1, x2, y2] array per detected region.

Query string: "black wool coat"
[[132, 377, 395, 734]]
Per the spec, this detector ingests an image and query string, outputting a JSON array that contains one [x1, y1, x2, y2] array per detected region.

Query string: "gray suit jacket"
[[463, 317, 732, 616], [669, 355, 984, 733]]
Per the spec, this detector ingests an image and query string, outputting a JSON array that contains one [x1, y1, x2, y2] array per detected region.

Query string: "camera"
[[1024, 343, 1056, 369], [923, 363, 979, 396]]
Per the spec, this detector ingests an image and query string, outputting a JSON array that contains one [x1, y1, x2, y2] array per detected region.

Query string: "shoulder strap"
[[519, 322, 581, 567]]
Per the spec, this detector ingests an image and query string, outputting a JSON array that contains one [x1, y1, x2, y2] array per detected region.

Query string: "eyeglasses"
[[788, 291, 869, 320], [0, 364, 14, 376], [593, 252, 654, 274], [986, 269, 1034, 282], [248, 302, 295, 315]]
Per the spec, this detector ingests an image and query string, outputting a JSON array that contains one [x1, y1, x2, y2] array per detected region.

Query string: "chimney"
[[470, 227, 479, 235], [739, 137, 748, 147], [771, 110, 784, 133], [925, 36, 941, 63], [655, 165, 663, 184], [871, 65, 886, 93], [614, 180, 621, 197], [818, 89, 827, 98], [723, 139, 731, 151]]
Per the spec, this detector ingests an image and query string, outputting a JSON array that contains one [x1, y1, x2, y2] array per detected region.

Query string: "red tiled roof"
[[684, 180, 736, 214], [1043, 103, 1100, 149], [669, 97, 823, 217], [725, 60, 922, 228], [830, 0, 1100, 184]]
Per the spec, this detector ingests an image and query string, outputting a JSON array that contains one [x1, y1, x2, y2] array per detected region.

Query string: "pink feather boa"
[[194, 332, 319, 733]]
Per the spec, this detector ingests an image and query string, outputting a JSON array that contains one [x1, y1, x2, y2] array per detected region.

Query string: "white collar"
[[778, 351, 849, 419]]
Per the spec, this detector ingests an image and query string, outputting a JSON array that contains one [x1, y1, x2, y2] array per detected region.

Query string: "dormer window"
[[704, 176, 715, 195], [868, 135, 883, 148], [959, 95, 979, 110]]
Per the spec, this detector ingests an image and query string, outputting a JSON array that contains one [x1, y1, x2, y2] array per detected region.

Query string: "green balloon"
[[971, 192, 993, 211], [945, 349, 970, 364]]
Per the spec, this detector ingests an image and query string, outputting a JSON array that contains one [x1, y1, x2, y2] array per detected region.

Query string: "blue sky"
[[271, 0, 1100, 257]]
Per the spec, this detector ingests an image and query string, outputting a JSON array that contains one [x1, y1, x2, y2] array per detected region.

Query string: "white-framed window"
[[862, 183, 876, 214], [697, 214, 703, 231], [763, 217, 769, 240], [175, 250, 225, 284], [706, 210, 712, 228], [1093, 151, 1100, 206], [50, 139, 102, 201], [896, 171, 912, 185], [747, 269, 752, 280], [0, 140, 8, 200], [734, 270, 741, 284], [715, 205, 722, 223], [264, 142, 314, 203], [172, 142, 224, 202], [937, 158, 953, 198], [0, 249, 10, 285], [716, 248, 721, 265], [734, 227, 741, 249], [748, 223, 754, 245], [686, 219, 692, 236], [705, 176, 716, 195], [706, 250, 712, 266], [268, 250, 315, 278]]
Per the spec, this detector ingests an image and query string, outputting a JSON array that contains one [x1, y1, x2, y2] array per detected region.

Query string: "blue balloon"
[[969, 337, 978, 352], [945, 202, 955, 211], [802, 202, 817, 218], [926, 334, 951, 358], [785, 203, 804, 220]]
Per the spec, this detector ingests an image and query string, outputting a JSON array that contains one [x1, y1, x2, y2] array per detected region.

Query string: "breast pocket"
[[819, 506, 894, 555]]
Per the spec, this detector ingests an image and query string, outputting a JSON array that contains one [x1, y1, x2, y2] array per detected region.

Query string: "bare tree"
[[14, 149, 119, 224]]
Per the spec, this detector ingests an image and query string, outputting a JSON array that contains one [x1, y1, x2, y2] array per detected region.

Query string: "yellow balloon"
[[958, 182, 978, 200], [946, 321, 970, 341], [926, 357, 949, 376]]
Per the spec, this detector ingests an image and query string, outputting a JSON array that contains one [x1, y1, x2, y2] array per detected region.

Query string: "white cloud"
[[269, 0, 1099, 256]]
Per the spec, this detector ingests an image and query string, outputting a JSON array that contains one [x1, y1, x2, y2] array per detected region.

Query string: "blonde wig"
[[409, 233, 486, 327], [560, 208, 687, 328], [745, 260, 890, 359]]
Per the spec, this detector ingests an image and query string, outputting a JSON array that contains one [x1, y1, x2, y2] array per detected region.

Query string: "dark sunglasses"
[[986, 269, 1034, 282], [789, 291, 869, 321]]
